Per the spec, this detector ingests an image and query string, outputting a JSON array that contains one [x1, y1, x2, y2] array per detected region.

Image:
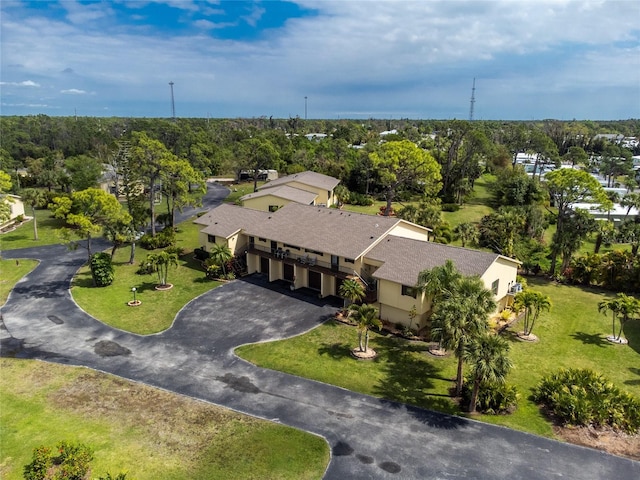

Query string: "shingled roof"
[[367, 235, 515, 286], [258, 170, 340, 192], [240, 185, 318, 205], [196, 202, 408, 259]]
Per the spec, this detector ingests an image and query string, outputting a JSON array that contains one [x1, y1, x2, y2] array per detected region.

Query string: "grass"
[[1, 208, 67, 250], [0, 259, 38, 305], [72, 221, 220, 335], [0, 359, 329, 480], [237, 278, 640, 438], [224, 181, 266, 205]]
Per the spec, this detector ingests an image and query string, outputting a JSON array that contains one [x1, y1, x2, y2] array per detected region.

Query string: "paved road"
[[1, 244, 638, 479]]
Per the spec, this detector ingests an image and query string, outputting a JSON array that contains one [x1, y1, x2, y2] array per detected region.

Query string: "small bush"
[[349, 192, 374, 206], [15, 214, 25, 223], [24, 441, 94, 480], [533, 368, 640, 433], [194, 247, 210, 261], [461, 380, 518, 414], [164, 245, 184, 257], [90, 252, 114, 287], [205, 264, 222, 280], [136, 262, 154, 275], [138, 229, 176, 250], [441, 203, 460, 212]]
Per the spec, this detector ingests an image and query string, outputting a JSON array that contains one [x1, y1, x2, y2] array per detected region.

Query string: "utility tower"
[[169, 81, 176, 121], [468, 78, 476, 121]]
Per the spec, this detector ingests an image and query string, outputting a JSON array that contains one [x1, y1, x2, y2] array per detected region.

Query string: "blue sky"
[[1, 0, 639, 120]]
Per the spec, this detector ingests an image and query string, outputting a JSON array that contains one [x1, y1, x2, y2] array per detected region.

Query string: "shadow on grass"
[[570, 331, 610, 347], [318, 342, 352, 359], [371, 336, 458, 415], [624, 320, 640, 356]]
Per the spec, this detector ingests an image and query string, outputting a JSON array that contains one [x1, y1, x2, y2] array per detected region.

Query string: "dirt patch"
[[553, 425, 640, 461], [47, 370, 269, 465]]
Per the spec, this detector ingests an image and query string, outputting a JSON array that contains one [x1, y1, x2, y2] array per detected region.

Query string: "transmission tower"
[[468, 78, 476, 121], [169, 81, 176, 121]]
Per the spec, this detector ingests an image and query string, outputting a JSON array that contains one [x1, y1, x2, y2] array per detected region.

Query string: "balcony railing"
[[248, 244, 353, 275]]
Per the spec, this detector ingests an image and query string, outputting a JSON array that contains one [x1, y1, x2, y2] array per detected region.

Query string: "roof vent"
[[370, 236, 374, 239]]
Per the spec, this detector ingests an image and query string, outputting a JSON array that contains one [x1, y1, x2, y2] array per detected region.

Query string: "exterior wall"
[[242, 195, 295, 212], [201, 232, 241, 254], [9, 197, 25, 220], [480, 257, 519, 311], [376, 278, 429, 328], [387, 224, 431, 242], [281, 180, 334, 206]]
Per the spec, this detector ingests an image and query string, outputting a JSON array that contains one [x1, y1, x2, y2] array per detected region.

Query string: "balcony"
[[247, 245, 352, 279]]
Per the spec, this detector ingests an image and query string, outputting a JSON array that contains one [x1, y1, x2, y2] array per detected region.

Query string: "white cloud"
[[0, 0, 638, 118], [61, 89, 88, 95], [0, 80, 40, 87]]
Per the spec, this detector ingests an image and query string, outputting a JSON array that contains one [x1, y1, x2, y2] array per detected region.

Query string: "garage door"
[[308, 270, 322, 291]]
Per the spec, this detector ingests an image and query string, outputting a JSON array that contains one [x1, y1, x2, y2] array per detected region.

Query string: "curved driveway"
[[2, 238, 639, 477]]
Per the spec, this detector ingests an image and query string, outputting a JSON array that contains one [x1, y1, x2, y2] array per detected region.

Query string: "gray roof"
[[197, 203, 402, 259], [258, 171, 340, 192], [367, 235, 511, 286], [240, 185, 318, 205], [194, 204, 270, 238]]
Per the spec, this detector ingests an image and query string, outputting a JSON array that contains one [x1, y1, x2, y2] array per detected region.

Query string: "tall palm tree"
[[464, 333, 512, 413], [348, 303, 381, 353], [416, 259, 462, 304], [209, 243, 233, 275], [431, 275, 495, 396], [338, 278, 365, 309], [146, 250, 179, 286], [513, 290, 552, 337], [20, 188, 46, 240], [598, 296, 621, 341]]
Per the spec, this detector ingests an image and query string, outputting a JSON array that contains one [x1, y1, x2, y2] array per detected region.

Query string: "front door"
[[284, 263, 294, 282], [308, 270, 322, 291], [260, 256, 270, 275], [331, 255, 339, 272]]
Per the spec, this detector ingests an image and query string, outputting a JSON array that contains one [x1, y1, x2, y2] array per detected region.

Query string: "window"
[[305, 248, 323, 256], [491, 279, 499, 295], [402, 285, 417, 298], [258, 237, 267, 242], [207, 234, 215, 243], [283, 243, 300, 250], [344, 258, 355, 264]]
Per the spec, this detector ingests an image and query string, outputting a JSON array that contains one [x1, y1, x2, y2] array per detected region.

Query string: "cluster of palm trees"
[[512, 289, 552, 338], [145, 250, 179, 287], [597, 292, 640, 343], [417, 260, 512, 413], [338, 279, 381, 354]]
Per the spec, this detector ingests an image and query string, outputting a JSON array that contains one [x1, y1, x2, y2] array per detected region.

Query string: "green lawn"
[[237, 278, 640, 438], [72, 224, 220, 335], [0, 259, 38, 304], [0, 359, 329, 480], [224, 181, 266, 204], [1, 208, 67, 250]]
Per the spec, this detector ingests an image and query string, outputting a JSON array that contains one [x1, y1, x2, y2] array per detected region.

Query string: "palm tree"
[[464, 333, 512, 413], [348, 303, 381, 353], [431, 275, 495, 396], [513, 290, 552, 337], [20, 188, 46, 240], [453, 222, 478, 248], [146, 250, 179, 286], [209, 243, 233, 275], [338, 278, 365, 309], [416, 259, 462, 304], [600, 293, 640, 342]]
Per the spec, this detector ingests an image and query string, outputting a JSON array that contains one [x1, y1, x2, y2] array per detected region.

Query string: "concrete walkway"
[[1, 244, 639, 479]]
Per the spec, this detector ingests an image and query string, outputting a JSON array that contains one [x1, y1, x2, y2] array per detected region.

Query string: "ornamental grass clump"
[[533, 368, 640, 434]]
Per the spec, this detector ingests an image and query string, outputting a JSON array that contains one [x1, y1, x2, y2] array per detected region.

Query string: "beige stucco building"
[[195, 202, 520, 329], [240, 171, 340, 211]]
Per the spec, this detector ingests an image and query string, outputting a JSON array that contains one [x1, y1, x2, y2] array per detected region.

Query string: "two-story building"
[[240, 171, 340, 211], [195, 202, 520, 330]]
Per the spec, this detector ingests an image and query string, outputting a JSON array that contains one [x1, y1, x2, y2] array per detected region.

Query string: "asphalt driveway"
[[1, 244, 639, 479]]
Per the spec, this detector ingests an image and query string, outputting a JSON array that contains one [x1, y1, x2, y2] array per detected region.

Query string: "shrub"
[[15, 214, 25, 223], [136, 262, 154, 275], [349, 192, 374, 206], [205, 264, 222, 280], [164, 245, 184, 257], [441, 203, 460, 212], [90, 252, 114, 287], [138, 228, 176, 250], [24, 441, 94, 480], [461, 379, 518, 415], [533, 368, 640, 433], [194, 247, 210, 261]]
